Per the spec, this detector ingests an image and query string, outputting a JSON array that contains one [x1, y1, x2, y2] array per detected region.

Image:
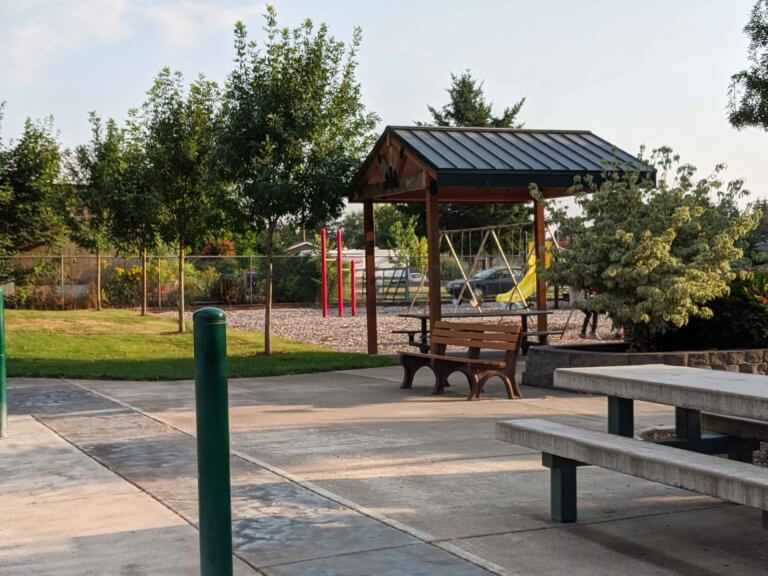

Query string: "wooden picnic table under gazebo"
[[349, 125, 654, 354]]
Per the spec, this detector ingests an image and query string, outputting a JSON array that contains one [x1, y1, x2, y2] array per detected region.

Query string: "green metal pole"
[[0, 288, 7, 438], [193, 307, 233, 576]]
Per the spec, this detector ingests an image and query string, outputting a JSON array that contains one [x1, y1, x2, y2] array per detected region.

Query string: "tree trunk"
[[96, 247, 102, 311], [178, 242, 185, 333], [141, 248, 148, 316], [264, 226, 275, 356]]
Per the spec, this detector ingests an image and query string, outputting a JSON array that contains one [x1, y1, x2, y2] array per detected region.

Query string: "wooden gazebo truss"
[[349, 126, 654, 354]]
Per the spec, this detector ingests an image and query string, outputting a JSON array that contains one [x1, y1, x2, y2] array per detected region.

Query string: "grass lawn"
[[5, 309, 393, 380]]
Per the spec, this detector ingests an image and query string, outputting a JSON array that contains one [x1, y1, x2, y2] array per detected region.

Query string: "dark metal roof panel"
[[390, 126, 652, 175]]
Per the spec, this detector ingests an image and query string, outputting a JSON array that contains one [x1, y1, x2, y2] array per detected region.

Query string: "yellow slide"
[[495, 242, 552, 306]]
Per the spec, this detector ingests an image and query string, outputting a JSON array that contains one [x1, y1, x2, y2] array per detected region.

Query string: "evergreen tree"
[[405, 70, 530, 232]]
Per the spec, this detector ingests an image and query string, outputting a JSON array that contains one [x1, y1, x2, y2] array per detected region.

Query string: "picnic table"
[[398, 309, 555, 354], [498, 364, 768, 526], [554, 364, 768, 448]]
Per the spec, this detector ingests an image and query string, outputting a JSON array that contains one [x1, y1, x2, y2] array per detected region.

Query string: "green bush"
[[661, 271, 768, 350]]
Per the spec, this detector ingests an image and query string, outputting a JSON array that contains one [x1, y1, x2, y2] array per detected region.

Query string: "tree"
[[138, 68, 222, 333], [546, 148, 759, 352], [427, 70, 525, 128], [405, 70, 529, 231], [66, 113, 123, 311], [337, 211, 363, 249], [390, 216, 428, 272], [374, 205, 408, 249], [0, 113, 64, 256], [729, 1, 768, 131], [218, 8, 377, 354], [108, 111, 163, 316]]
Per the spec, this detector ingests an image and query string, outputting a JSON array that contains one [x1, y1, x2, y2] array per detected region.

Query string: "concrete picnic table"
[[554, 364, 768, 455], [398, 309, 554, 353]]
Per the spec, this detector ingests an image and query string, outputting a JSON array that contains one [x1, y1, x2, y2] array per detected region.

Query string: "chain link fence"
[[0, 252, 535, 310]]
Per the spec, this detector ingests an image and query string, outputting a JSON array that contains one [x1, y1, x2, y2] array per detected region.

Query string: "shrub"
[[662, 271, 768, 350], [547, 148, 759, 351], [103, 265, 143, 307]]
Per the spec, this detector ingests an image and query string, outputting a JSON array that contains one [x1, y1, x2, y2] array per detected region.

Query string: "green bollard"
[[0, 288, 6, 438], [193, 307, 233, 576]]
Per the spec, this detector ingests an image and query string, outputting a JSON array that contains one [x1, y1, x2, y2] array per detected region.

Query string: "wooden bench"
[[399, 321, 522, 400], [496, 418, 768, 527]]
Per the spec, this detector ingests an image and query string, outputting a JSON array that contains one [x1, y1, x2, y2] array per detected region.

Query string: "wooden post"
[[533, 199, 548, 331], [426, 180, 441, 352], [363, 200, 378, 354]]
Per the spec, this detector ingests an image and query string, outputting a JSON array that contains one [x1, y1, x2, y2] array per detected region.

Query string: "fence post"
[[320, 229, 328, 317], [0, 288, 7, 438], [193, 307, 233, 576], [350, 260, 357, 317], [336, 229, 344, 317]]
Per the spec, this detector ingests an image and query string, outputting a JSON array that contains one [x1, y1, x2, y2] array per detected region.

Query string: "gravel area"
[[160, 304, 620, 354]]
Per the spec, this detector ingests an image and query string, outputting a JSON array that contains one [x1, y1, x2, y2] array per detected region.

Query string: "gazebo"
[[349, 126, 653, 354]]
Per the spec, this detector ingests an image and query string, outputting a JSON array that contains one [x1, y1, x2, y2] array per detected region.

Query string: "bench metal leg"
[[675, 408, 701, 441], [543, 454, 578, 523], [608, 397, 634, 438], [763, 511, 768, 530]]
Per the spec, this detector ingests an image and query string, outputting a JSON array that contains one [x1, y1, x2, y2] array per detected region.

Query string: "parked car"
[[445, 267, 520, 302], [376, 268, 424, 288]]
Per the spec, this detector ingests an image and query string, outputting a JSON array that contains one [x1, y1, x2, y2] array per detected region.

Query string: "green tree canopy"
[[547, 148, 759, 352], [107, 111, 163, 315], [137, 68, 223, 332], [65, 113, 124, 310], [0, 112, 64, 256], [729, 0, 768, 131], [218, 7, 378, 353], [405, 70, 530, 233]]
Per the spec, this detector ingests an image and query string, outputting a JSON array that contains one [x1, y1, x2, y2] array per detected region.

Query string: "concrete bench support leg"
[[543, 453, 578, 523], [675, 408, 701, 441], [608, 396, 634, 438]]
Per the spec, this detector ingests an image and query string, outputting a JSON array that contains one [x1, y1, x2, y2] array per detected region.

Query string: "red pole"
[[350, 259, 357, 317], [320, 228, 328, 318], [337, 229, 344, 317]]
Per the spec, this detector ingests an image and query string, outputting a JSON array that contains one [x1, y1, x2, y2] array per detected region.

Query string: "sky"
[[1, 0, 766, 208]]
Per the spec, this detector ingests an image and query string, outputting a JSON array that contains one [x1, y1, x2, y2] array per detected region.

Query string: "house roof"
[[350, 126, 655, 203]]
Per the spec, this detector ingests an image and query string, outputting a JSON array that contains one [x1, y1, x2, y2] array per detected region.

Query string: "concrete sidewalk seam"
[[257, 542, 421, 569], [32, 411, 266, 576], [67, 378, 519, 576]]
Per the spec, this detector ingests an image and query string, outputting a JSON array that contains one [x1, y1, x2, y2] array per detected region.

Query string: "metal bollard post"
[[193, 307, 233, 576], [0, 288, 6, 438]]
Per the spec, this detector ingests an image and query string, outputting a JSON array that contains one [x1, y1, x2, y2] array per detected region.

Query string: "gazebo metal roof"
[[350, 126, 654, 203]]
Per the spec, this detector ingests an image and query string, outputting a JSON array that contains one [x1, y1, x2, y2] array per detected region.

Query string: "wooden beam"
[[426, 180, 442, 352], [362, 171, 426, 200], [533, 199, 548, 331], [363, 200, 378, 354]]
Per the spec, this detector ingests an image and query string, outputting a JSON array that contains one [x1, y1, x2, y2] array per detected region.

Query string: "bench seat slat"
[[432, 336, 519, 351], [399, 351, 505, 368], [434, 321, 521, 333], [433, 328, 521, 341], [496, 418, 768, 510]]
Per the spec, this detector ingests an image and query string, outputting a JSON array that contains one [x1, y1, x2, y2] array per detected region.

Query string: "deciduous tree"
[[66, 113, 123, 310], [0, 110, 64, 256], [218, 8, 377, 354], [139, 68, 222, 332], [729, 0, 768, 132]]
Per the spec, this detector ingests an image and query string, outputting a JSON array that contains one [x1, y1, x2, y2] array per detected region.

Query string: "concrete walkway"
[[4, 369, 767, 575]]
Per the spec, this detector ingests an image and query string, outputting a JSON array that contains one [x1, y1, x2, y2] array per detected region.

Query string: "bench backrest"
[[432, 321, 521, 352]]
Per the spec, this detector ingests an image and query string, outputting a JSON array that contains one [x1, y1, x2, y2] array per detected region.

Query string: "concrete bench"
[[496, 418, 768, 527]]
